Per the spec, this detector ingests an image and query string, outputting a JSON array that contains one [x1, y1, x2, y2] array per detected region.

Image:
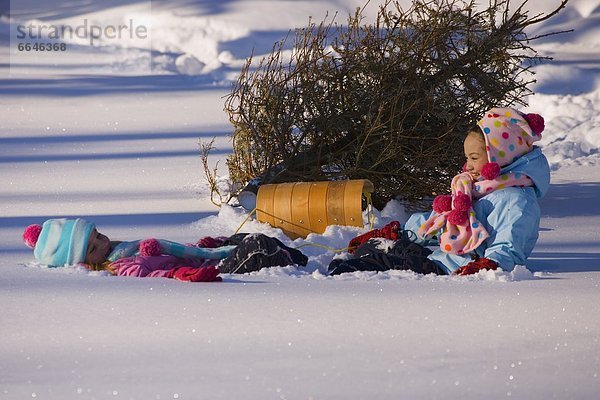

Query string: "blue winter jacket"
[[403, 147, 550, 274]]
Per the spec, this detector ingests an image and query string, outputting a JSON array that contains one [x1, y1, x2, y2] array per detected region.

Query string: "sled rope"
[[292, 242, 349, 253], [234, 207, 257, 235], [364, 191, 375, 230]]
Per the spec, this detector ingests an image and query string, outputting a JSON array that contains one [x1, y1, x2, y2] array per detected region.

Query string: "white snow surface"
[[1, 1, 600, 399]]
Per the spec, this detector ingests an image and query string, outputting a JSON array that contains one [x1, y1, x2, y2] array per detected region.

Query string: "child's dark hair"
[[466, 124, 484, 141]]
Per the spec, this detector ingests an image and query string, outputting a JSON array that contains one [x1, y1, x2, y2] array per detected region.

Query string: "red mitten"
[[454, 258, 498, 275], [347, 221, 400, 254], [172, 266, 222, 282], [348, 230, 379, 253], [196, 236, 227, 248], [380, 221, 400, 241]]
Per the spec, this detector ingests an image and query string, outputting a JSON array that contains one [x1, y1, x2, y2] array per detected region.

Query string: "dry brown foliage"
[[220, 0, 569, 209]]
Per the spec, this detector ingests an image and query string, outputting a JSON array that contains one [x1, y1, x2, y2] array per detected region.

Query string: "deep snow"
[[1, 1, 600, 399]]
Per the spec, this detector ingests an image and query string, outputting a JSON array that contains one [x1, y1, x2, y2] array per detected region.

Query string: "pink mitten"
[[172, 266, 222, 282]]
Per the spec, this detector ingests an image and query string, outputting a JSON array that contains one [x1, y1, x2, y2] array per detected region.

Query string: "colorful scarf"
[[417, 171, 533, 255], [106, 239, 235, 262]]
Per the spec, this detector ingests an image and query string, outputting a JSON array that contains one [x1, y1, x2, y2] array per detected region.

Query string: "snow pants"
[[219, 233, 308, 274], [328, 238, 446, 275]]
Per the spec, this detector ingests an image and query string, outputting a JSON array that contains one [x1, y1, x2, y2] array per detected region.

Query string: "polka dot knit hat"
[[477, 107, 545, 175]]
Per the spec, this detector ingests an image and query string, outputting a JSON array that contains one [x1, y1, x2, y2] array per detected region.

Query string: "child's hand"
[[454, 258, 498, 275]]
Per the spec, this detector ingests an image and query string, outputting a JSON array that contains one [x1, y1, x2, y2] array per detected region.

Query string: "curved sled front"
[[255, 179, 374, 238]]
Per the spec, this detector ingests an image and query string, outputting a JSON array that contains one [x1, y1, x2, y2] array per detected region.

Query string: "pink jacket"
[[110, 255, 220, 278]]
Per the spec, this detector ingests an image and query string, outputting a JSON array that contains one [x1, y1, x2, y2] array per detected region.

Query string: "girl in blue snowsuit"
[[330, 107, 550, 275]]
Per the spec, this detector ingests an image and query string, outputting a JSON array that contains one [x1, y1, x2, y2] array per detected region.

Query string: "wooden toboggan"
[[253, 179, 374, 239]]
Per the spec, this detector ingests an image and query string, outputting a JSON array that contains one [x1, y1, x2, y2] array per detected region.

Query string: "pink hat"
[[476, 107, 545, 179]]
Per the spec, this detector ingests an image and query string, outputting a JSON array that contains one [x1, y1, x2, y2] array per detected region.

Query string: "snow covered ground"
[[1, 0, 599, 399]]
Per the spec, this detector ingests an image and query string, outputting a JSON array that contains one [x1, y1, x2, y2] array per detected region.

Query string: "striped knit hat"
[[23, 218, 95, 266]]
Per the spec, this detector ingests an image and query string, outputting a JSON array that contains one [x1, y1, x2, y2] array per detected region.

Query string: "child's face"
[[463, 132, 489, 180], [85, 229, 111, 264]]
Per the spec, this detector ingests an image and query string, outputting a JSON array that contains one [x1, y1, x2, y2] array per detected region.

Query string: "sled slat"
[[256, 184, 277, 226], [308, 182, 329, 235], [326, 181, 346, 227], [272, 183, 295, 237], [343, 180, 367, 227], [291, 182, 312, 237]]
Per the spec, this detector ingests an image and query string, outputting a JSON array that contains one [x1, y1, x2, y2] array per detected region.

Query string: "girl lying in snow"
[[23, 219, 307, 282], [330, 107, 550, 276]]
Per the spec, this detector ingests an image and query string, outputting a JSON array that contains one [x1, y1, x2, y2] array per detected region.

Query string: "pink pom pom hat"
[[477, 107, 544, 170]]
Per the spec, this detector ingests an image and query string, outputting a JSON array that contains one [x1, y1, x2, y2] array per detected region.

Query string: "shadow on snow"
[[0, 211, 217, 228], [539, 181, 600, 218]]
